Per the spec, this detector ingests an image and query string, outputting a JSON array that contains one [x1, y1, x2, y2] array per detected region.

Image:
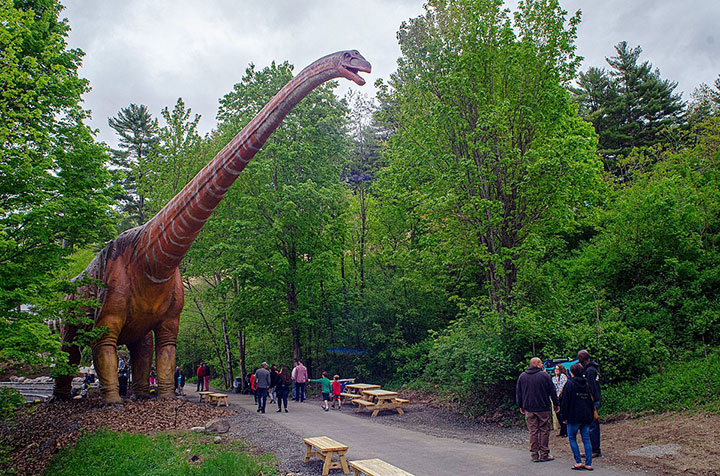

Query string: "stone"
[[190, 426, 205, 433], [213, 436, 222, 443], [628, 444, 681, 458], [204, 418, 230, 434]]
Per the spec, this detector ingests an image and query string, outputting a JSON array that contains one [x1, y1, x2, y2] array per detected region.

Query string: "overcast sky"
[[62, 0, 720, 146]]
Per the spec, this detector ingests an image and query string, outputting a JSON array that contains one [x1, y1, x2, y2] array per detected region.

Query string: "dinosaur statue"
[[53, 50, 371, 403]]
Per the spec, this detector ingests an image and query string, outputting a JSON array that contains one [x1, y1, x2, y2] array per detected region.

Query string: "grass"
[[603, 350, 720, 416], [45, 430, 277, 476]]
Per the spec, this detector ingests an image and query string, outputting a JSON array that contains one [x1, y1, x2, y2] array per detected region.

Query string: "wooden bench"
[[198, 391, 213, 402], [349, 458, 415, 476], [303, 436, 350, 475], [352, 399, 376, 412], [207, 392, 229, 407]]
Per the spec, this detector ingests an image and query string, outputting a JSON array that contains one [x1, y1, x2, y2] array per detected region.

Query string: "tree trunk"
[[192, 297, 227, 387], [237, 329, 246, 392], [222, 311, 234, 389]]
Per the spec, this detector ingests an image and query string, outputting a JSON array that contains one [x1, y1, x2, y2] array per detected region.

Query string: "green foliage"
[[0, 0, 114, 372], [0, 388, 24, 421], [602, 351, 720, 415], [45, 430, 277, 476]]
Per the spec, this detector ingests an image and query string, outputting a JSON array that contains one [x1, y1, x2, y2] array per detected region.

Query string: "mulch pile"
[[0, 390, 235, 476]]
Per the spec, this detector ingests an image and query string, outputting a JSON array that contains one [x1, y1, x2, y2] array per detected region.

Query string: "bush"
[[0, 388, 24, 421], [602, 350, 720, 415]]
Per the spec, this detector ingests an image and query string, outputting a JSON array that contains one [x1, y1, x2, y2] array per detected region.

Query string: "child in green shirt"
[[309, 371, 333, 411]]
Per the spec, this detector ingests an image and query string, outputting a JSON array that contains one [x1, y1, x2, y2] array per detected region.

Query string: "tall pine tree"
[[108, 103, 159, 229]]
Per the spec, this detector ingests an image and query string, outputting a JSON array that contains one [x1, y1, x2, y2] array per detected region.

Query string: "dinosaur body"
[[53, 51, 370, 403]]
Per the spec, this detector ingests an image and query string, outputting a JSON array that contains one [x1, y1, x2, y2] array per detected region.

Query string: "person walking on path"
[[578, 350, 602, 457], [309, 371, 333, 411], [255, 362, 271, 413], [293, 360, 308, 402], [174, 367, 180, 394], [196, 363, 206, 392], [516, 357, 559, 463], [560, 363, 595, 471], [276, 365, 291, 413], [176, 369, 186, 396], [331, 374, 342, 410], [203, 363, 210, 391], [250, 369, 258, 404], [269, 364, 278, 404], [553, 364, 569, 437]]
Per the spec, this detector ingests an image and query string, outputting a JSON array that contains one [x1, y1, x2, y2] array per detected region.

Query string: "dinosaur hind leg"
[[128, 331, 153, 398], [53, 323, 81, 399], [154, 315, 180, 399]]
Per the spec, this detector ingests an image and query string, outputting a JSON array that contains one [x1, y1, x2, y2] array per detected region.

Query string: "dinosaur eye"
[[344, 52, 351, 59]]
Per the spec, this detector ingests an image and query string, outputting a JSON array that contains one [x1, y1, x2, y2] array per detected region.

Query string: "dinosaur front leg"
[[92, 321, 122, 404], [128, 332, 153, 398], [154, 316, 179, 399]]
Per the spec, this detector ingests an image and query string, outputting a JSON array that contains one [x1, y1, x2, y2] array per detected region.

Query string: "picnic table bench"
[[353, 389, 408, 417], [343, 383, 380, 402], [198, 391, 213, 402], [349, 458, 415, 476], [303, 436, 350, 475], [207, 392, 229, 407]]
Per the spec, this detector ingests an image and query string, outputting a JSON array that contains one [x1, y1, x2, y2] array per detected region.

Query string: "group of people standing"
[[250, 361, 300, 413], [516, 349, 601, 471], [195, 362, 211, 392]]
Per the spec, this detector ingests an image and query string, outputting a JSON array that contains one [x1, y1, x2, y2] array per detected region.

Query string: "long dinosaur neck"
[[135, 56, 339, 283]]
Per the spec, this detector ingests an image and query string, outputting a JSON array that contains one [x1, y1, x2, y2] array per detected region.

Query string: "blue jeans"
[[567, 422, 592, 466], [295, 382, 306, 402], [589, 402, 601, 453], [292, 381, 296, 400], [256, 388, 267, 411], [277, 388, 289, 410]]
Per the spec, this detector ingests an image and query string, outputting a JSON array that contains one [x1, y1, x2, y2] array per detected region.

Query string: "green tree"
[[0, 0, 114, 368], [108, 103, 159, 229], [146, 98, 204, 216], [376, 0, 602, 318], [574, 42, 685, 177]]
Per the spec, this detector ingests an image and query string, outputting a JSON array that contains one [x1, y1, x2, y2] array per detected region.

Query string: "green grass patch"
[[603, 350, 720, 415], [45, 430, 277, 476]]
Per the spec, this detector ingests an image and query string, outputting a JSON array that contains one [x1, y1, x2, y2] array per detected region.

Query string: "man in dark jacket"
[[516, 357, 559, 462], [578, 349, 602, 457]]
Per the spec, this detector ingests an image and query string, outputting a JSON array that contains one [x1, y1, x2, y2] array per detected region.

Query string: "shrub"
[[0, 388, 24, 421]]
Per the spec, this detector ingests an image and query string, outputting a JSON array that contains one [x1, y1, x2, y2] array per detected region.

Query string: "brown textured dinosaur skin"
[[53, 51, 371, 403]]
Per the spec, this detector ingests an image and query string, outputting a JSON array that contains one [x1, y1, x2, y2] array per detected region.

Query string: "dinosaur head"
[[336, 50, 371, 86]]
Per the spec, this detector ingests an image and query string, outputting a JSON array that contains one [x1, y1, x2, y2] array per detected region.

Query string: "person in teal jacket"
[[309, 371, 333, 411]]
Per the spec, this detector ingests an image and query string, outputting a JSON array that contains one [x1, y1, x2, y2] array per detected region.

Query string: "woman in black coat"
[[560, 363, 595, 471]]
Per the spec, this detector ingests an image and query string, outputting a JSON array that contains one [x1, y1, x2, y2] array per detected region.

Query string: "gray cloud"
[[62, 1, 719, 146]]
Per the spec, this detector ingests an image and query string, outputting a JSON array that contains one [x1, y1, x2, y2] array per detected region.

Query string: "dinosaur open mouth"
[[341, 65, 371, 86]]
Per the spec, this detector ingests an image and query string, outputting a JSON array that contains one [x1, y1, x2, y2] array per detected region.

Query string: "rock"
[[213, 436, 222, 443], [190, 426, 205, 433], [628, 444, 681, 458], [204, 418, 230, 434]]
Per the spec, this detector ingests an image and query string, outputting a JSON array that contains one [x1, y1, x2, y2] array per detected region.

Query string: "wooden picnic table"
[[353, 389, 409, 417], [342, 383, 381, 403], [303, 436, 350, 475]]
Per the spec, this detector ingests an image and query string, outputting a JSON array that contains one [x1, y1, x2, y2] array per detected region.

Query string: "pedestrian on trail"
[[516, 357, 559, 463], [578, 349, 602, 458], [177, 369, 186, 396], [293, 360, 308, 402], [203, 363, 210, 391], [250, 369, 258, 404], [310, 371, 333, 411], [269, 364, 278, 404], [560, 363, 595, 471], [276, 365, 291, 413], [553, 364, 569, 437], [331, 375, 342, 410], [174, 366, 180, 394], [118, 370, 128, 397], [255, 362, 271, 413], [196, 363, 206, 392]]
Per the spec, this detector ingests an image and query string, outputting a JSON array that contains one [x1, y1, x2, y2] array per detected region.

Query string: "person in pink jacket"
[[293, 360, 308, 402]]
